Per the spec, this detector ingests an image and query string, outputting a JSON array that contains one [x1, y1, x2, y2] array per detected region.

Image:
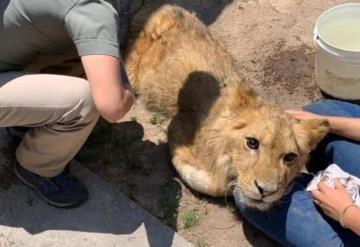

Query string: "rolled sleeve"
[[65, 0, 120, 58], [73, 39, 119, 57]]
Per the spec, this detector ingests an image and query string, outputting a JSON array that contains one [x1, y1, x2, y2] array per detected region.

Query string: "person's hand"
[[81, 55, 134, 123], [312, 180, 353, 222], [285, 110, 324, 120]]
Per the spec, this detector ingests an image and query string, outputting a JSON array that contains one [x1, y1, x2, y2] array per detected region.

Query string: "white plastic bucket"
[[314, 3, 360, 100]]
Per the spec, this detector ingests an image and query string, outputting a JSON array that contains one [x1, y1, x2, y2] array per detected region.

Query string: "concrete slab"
[[0, 129, 192, 247]]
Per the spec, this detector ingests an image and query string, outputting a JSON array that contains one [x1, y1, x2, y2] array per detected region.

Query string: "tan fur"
[[125, 5, 329, 210]]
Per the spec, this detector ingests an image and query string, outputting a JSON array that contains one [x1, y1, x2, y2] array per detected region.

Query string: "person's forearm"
[[343, 206, 360, 235], [94, 84, 134, 123], [323, 116, 360, 141], [81, 55, 135, 123]]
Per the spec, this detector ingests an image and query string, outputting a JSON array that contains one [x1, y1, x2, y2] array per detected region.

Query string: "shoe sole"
[[14, 165, 87, 209]]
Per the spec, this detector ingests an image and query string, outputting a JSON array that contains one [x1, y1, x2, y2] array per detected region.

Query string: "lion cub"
[[125, 5, 329, 210]]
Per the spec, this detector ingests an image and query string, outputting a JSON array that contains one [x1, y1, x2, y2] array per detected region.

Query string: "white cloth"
[[306, 164, 360, 207]]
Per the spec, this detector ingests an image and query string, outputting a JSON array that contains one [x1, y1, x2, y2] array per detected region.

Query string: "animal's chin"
[[245, 198, 272, 211], [233, 187, 274, 211]]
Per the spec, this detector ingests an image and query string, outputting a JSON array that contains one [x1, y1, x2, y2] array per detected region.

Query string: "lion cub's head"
[[218, 87, 329, 210]]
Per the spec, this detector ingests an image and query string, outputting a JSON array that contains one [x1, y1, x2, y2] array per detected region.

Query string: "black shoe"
[[14, 161, 88, 208], [6, 126, 31, 139]]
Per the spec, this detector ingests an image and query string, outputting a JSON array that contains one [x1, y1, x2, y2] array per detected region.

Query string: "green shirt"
[[0, 0, 120, 71]]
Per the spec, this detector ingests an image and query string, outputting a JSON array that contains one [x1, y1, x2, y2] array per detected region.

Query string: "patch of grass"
[[182, 208, 199, 229], [155, 138, 165, 145], [196, 237, 209, 247], [149, 112, 167, 125]]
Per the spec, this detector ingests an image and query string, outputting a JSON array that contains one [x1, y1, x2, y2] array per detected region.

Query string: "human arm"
[[286, 110, 360, 141], [81, 55, 134, 123], [65, 1, 134, 122], [312, 181, 360, 235]]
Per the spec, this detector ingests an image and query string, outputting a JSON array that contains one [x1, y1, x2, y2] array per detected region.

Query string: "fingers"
[[313, 199, 321, 205], [334, 180, 345, 190], [313, 198, 336, 218], [311, 189, 326, 202], [285, 110, 299, 113], [312, 181, 331, 202], [317, 181, 330, 193], [285, 110, 302, 116], [321, 207, 334, 218], [285, 110, 318, 121]]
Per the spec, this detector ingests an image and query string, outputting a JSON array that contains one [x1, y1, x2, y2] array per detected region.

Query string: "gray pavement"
[[0, 129, 192, 247]]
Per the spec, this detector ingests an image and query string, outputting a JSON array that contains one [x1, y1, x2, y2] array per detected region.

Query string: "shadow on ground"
[[0, 128, 185, 247], [78, 119, 182, 228]]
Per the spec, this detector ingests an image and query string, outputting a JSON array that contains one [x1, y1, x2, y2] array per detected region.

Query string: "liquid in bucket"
[[319, 16, 360, 51]]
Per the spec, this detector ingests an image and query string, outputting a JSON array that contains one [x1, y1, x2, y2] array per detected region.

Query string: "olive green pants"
[[0, 72, 99, 177]]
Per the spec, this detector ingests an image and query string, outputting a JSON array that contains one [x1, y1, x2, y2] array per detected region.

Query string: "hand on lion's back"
[[125, 5, 329, 210]]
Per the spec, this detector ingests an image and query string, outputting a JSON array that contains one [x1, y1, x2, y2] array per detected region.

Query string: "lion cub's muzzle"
[[254, 180, 279, 198], [233, 187, 278, 211], [233, 178, 285, 210]]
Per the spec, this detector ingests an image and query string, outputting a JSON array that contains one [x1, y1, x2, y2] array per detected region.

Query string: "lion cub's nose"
[[255, 180, 278, 197]]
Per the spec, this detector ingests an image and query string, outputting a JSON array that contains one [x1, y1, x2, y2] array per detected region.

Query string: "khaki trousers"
[[0, 72, 99, 177]]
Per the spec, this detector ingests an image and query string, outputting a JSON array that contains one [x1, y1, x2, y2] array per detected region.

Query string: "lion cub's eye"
[[246, 137, 259, 150], [283, 152, 298, 163]]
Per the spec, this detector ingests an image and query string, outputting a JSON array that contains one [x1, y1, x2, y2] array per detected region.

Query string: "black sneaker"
[[14, 161, 88, 208], [6, 126, 31, 139]]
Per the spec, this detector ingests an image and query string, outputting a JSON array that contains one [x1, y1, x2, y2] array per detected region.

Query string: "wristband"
[[340, 203, 358, 228]]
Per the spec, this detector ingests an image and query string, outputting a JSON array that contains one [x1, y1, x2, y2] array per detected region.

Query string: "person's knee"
[[305, 99, 360, 118], [67, 77, 99, 123], [325, 140, 360, 175], [305, 99, 349, 117]]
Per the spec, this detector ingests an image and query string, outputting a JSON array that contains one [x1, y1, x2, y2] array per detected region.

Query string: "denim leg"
[[304, 99, 360, 117], [236, 175, 360, 247], [323, 140, 360, 178], [305, 100, 360, 176]]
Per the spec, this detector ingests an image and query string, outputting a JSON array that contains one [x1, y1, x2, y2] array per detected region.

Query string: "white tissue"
[[306, 164, 360, 207]]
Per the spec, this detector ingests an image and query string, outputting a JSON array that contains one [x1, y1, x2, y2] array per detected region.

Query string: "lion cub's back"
[[125, 5, 237, 117]]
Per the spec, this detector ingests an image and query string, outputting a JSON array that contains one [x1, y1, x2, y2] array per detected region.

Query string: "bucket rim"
[[314, 35, 360, 63], [314, 3, 360, 53]]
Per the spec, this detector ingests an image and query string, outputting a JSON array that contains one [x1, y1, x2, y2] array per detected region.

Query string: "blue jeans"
[[236, 100, 360, 247]]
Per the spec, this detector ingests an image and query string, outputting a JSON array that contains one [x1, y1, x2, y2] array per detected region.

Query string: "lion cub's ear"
[[292, 119, 330, 152], [226, 85, 257, 111]]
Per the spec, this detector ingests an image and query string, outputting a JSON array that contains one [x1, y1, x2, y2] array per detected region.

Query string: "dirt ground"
[[81, 0, 355, 246]]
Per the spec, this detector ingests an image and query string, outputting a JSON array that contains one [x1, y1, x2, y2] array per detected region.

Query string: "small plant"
[[182, 209, 199, 229], [149, 112, 167, 125], [196, 237, 209, 247]]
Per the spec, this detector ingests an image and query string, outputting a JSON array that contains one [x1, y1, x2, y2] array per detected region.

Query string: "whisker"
[[224, 180, 238, 211]]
